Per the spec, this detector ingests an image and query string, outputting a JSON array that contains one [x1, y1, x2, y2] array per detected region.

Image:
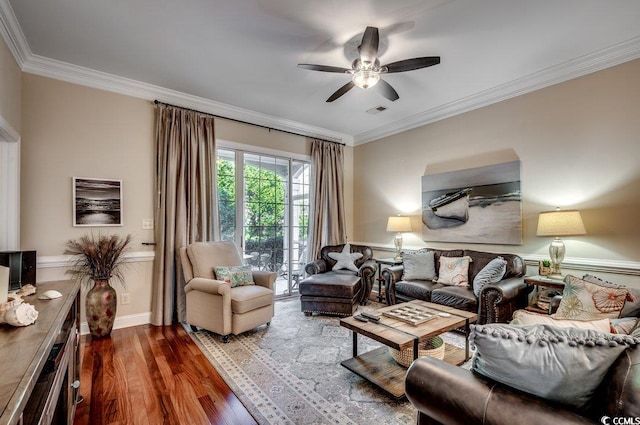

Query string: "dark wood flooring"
[[73, 324, 256, 425]]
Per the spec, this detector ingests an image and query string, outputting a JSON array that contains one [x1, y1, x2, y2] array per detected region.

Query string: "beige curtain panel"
[[309, 139, 347, 259], [151, 104, 218, 326]]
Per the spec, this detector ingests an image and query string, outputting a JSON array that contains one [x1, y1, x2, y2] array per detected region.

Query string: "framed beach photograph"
[[73, 177, 123, 227], [421, 161, 522, 245]]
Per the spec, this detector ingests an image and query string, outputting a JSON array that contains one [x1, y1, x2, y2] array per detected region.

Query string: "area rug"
[[190, 298, 467, 425]]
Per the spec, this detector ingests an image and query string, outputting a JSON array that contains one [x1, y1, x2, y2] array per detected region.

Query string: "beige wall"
[[0, 35, 21, 133], [20, 73, 356, 326], [21, 74, 156, 254], [21, 57, 639, 324], [354, 59, 640, 279]]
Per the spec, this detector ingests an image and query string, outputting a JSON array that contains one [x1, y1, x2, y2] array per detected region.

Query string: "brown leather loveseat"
[[382, 249, 530, 324]]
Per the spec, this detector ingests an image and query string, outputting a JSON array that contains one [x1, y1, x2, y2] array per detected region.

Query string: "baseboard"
[[80, 311, 151, 335]]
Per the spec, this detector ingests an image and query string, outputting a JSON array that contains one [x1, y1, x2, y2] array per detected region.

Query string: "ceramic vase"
[[86, 278, 117, 338]]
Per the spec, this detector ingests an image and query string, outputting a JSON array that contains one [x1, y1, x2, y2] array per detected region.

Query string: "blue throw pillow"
[[472, 256, 507, 297], [470, 323, 638, 409]]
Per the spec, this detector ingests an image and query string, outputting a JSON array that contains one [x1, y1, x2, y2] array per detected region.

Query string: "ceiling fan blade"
[[377, 79, 399, 102], [326, 81, 356, 102], [298, 64, 351, 73], [358, 26, 379, 63], [383, 57, 441, 73]]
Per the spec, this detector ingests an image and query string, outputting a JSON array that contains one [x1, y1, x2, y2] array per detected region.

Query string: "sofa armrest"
[[185, 277, 230, 297], [478, 277, 532, 323], [357, 259, 377, 304], [305, 259, 328, 275], [252, 270, 277, 290], [406, 356, 592, 425], [358, 259, 377, 277], [381, 265, 404, 305]]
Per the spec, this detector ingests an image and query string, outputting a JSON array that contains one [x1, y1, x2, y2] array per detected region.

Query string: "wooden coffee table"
[[339, 300, 477, 399]]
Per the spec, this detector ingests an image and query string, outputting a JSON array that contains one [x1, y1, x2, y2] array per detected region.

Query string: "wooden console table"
[[0, 280, 80, 425]]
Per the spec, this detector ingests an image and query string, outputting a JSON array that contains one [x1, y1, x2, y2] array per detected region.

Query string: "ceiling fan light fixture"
[[352, 69, 380, 89]]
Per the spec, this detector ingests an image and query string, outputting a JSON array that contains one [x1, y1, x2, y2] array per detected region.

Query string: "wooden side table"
[[524, 275, 565, 314], [374, 257, 403, 303]]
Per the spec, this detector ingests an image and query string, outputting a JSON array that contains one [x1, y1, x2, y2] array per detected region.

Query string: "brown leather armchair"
[[304, 244, 377, 305], [298, 244, 377, 316]]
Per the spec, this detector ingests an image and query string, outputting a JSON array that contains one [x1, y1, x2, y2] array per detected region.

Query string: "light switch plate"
[[142, 219, 154, 230]]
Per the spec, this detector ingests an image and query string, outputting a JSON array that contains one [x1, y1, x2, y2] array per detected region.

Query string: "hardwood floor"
[[73, 324, 257, 425]]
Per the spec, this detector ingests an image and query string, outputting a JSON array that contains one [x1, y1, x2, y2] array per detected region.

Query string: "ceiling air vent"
[[366, 105, 388, 115]]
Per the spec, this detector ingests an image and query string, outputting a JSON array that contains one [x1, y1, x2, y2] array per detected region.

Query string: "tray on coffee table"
[[382, 305, 437, 325]]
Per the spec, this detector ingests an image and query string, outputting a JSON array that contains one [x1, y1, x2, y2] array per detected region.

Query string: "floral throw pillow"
[[437, 256, 472, 286], [213, 265, 254, 288], [555, 274, 629, 320]]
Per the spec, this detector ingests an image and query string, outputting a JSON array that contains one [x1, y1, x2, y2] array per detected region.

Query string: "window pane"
[[216, 150, 236, 241]]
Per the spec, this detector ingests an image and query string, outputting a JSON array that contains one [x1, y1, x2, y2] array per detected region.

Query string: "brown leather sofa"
[[405, 324, 640, 425], [382, 249, 530, 324], [299, 244, 376, 316]]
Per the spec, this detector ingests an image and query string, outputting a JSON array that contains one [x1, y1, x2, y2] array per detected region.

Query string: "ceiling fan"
[[298, 26, 440, 103]]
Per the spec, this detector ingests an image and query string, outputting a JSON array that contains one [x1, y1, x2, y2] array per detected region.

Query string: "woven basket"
[[389, 336, 445, 368]]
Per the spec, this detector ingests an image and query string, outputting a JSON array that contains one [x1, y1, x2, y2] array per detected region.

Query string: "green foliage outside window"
[[217, 157, 290, 242]]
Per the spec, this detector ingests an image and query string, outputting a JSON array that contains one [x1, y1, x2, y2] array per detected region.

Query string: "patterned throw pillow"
[[582, 274, 639, 317], [472, 256, 507, 297], [402, 250, 436, 281], [213, 265, 254, 288], [437, 256, 472, 286], [555, 275, 629, 320]]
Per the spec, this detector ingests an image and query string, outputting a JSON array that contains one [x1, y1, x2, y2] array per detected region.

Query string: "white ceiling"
[[3, 0, 640, 145]]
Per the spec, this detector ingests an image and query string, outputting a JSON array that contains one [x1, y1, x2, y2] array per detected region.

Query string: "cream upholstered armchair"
[[179, 241, 276, 342]]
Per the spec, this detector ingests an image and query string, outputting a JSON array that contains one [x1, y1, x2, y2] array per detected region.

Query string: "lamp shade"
[[386, 216, 412, 233], [536, 210, 586, 237]]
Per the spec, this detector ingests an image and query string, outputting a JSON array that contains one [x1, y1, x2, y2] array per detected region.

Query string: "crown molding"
[[0, 0, 352, 146], [2, 0, 639, 147], [353, 36, 640, 145], [21, 53, 354, 145], [0, 0, 28, 65]]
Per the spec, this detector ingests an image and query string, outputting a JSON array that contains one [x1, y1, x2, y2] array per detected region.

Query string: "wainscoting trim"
[[367, 244, 640, 276], [37, 250, 155, 269]]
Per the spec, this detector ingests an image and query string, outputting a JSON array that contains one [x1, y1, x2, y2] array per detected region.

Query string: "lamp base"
[[393, 233, 403, 262]]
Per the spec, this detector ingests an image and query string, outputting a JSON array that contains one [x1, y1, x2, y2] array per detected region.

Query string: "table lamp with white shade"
[[386, 215, 412, 261], [536, 208, 586, 278]]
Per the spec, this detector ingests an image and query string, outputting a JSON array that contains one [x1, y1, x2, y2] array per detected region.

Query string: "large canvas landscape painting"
[[73, 177, 123, 226], [422, 161, 522, 244]]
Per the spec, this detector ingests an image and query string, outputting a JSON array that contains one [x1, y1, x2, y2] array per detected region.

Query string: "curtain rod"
[[153, 100, 345, 146]]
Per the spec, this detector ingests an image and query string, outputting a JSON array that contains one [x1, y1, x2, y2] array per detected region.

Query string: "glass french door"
[[217, 148, 310, 297]]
